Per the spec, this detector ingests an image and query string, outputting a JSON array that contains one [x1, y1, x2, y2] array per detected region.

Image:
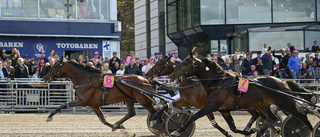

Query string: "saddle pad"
[[238, 78, 249, 92], [103, 75, 114, 88]]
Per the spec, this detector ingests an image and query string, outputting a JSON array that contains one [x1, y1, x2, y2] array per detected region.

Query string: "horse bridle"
[[172, 57, 197, 80], [48, 62, 64, 80], [152, 58, 172, 76]]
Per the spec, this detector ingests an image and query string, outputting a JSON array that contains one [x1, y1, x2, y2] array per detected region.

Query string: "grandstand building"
[[0, 0, 121, 59]]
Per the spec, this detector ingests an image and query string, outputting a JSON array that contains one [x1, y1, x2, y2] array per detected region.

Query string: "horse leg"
[[207, 113, 232, 137], [112, 100, 136, 131], [171, 102, 217, 136], [91, 107, 114, 129], [220, 112, 255, 136], [243, 108, 260, 131], [46, 98, 84, 122], [255, 106, 278, 137]]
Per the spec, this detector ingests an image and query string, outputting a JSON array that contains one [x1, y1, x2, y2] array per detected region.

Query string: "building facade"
[[134, 0, 176, 60], [0, 0, 121, 60], [166, 0, 320, 58]]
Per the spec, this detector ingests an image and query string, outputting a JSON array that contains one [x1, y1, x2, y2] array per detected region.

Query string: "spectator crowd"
[[0, 42, 319, 84]]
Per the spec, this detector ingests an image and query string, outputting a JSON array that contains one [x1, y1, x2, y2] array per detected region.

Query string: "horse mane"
[[67, 61, 102, 74], [201, 58, 236, 77]]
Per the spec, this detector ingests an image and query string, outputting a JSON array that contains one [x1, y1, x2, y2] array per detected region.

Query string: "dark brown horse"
[[145, 56, 259, 136], [169, 55, 313, 137], [43, 60, 157, 132]]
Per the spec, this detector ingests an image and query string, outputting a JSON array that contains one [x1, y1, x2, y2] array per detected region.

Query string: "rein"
[[152, 58, 172, 77]]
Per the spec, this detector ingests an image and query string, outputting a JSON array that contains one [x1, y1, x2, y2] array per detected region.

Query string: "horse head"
[[43, 56, 65, 83], [145, 55, 174, 80], [170, 55, 200, 83]]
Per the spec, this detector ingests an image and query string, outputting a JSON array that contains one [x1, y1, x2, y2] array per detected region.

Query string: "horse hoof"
[[171, 131, 180, 136], [46, 117, 52, 122], [150, 120, 157, 127], [111, 124, 125, 132]]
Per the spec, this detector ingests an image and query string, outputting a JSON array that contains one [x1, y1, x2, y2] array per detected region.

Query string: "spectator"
[[32, 67, 39, 79], [116, 63, 125, 76], [300, 63, 310, 80], [235, 48, 241, 55], [111, 62, 120, 75], [247, 65, 256, 76], [0, 61, 8, 79], [158, 52, 163, 60], [222, 58, 234, 71], [109, 52, 121, 72], [262, 44, 268, 54], [287, 43, 295, 53], [238, 55, 244, 70], [288, 50, 302, 79], [231, 55, 241, 73], [253, 51, 262, 65], [14, 58, 29, 78], [253, 70, 259, 76], [38, 60, 46, 78], [126, 51, 136, 66], [78, 54, 86, 66], [102, 63, 112, 74], [273, 48, 287, 78], [312, 41, 319, 52], [217, 52, 225, 66], [145, 56, 155, 74], [154, 52, 159, 62], [44, 58, 55, 76], [314, 52, 319, 63], [5, 59, 14, 79], [261, 50, 273, 76], [310, 62, 320, 82], [91, 51, 102, 69], [212, 57, 218, 63], [2, 48, 18, 67], [124, 58, 141, 75], [135, 58, 143, 71], [242, 53, 254, 75], [40, 51, 49, 63], [256, 59, 264, 75], [305, 54, 311, 66], [47, 50, 55, 60], [172, 50, 182, 62], [141, 59, 149, 75]]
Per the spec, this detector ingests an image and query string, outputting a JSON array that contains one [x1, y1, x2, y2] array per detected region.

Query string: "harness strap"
[[234, 92, 243, 109], [179, 82, 201, 89], [114, 83, 135, 101], [101, 87, 109, 106], [74, 85, 100, 89]]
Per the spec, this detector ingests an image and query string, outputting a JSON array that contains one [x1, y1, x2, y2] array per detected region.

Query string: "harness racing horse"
[[145, 56, 261, 136], [169, 54, 313, 137], [43, 59, 157, 132]]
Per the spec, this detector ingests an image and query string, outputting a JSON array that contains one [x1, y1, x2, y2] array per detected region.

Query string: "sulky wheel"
[[147, 112, 166, 135], [313, 121, 320, 137], [165, 110, 195, 137], [281, 115, 311, 137], [256, 112, 283, 136]]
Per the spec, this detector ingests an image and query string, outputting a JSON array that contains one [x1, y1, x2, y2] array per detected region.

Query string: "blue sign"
[[0, 39, 103, 59]]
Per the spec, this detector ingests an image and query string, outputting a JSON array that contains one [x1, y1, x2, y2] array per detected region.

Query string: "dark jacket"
[[14, 64, 29, 78], [124, 64, 142, 75], [217, 57, 225, 66], [222, 63, 235, 71], [39, 66, 47, 78], [261, 53, 272, 70], [109, 57, 121, 74], [242, 58, 254, 74], [272, 50, 286, 69], [253, 57, 260, 65], [312, 45, 319, 52], [1, 67, 9, 78]]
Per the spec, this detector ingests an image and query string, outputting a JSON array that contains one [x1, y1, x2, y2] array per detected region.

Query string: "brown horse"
[[145, 56, 260, 136], [169, 55, 313, 137], [43, 59, 157, 132]]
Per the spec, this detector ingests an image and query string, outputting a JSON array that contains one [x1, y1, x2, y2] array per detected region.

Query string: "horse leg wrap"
[[167, 102, 173, 109], [211, 119, 217, 126]]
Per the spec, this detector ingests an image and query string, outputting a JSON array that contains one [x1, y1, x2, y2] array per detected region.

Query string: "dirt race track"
[[0, 111, 318, 137]]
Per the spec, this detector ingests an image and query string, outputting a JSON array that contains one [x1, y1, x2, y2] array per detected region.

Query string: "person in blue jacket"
[[288, 50, 301, 79]]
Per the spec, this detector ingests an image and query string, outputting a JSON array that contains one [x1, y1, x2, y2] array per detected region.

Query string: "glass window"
[[273, 0, 315, 23], [179, 0, 192, 30], [318, 0, 320, 21], [77, 0, 109, 20], [168, 0, 177, 34], [201, 0, 225, 25], [193, 0, 200, 26], [40, 0, 76, 19], [249, 31, 304, 51], [1, 0, 36, 18], [305, 31, 320, 51], [226, 0, 271, 24]]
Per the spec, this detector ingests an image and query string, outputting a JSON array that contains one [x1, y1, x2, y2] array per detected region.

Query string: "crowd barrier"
[[0, 77, 318, 113]]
